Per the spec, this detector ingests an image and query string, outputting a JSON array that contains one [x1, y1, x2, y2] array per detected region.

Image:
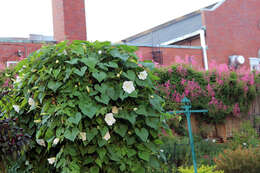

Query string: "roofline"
[[121, 43, 204, 50], [122, 10, 201, 43], [0, 39, 57, 44], [121, 1, 225, 43], [161, 29, 201, 45], [201, 0, 226, 11]]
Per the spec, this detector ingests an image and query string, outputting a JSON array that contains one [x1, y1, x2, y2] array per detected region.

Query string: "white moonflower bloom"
[[105, 113, 116, 126], [13, 105, 20, 113], [122, 81, 135, 94], [103, 131, 111, 141], [36, 139, 46, 147], [47, 157, 56, 165], [138, 70, 148, 80]]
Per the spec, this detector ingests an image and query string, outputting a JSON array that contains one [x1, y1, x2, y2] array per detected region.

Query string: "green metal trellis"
[[168, 97, 208, 173]]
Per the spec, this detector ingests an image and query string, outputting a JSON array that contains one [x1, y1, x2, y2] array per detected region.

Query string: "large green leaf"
[[114, 124, 128, 137], [65, 58, 79, 65], [104, 62, 118, 68], [80, 56, 99, 69], [94, 83, 108, 94], [117, 111, 137, 125], [79, 103, 98, 119], [97, 148, 107, 160], [64, 128, 79, 142], [92, 72, 107, 82], [135, 128, 148, 142], [106, 87, 119, 100], [86, 128, 98, 142], [135, 105, 148, 116], [74, 66, 87, 76], [138, 151, 150, 161], [95, 94, 110, 105], [68, 112, 82, 125], [47, 80, 62, 92], [110, 49, 129, 61], [123, 70, 135, 81], [149, 94, 164, 111], [145, 117, 159, 129], [90, 166, 99, 173], [127, 149, 136, 158]]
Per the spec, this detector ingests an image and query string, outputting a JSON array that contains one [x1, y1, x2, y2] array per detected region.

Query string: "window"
[[249, 58, 260, 71], [6, 61, 18, 68]]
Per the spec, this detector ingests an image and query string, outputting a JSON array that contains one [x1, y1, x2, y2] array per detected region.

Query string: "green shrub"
[[4, 41, 166, 173], [155, 64, 259, 124], [178, 165, 223, 173], [0, 118, 30, 173], [214, 146, 260, 173], [159, 135, 227, 170], [229, 121, 259, 149]]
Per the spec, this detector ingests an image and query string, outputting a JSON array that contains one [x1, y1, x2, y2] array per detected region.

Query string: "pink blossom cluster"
[[182, 79, 205, 99], [233, 103, 240, 116], [209, 96, 227, 111], [171, 90, 185, 103], [176, 65, 187, 76]]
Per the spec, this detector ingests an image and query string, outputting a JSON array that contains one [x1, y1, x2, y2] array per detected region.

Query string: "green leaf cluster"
[[4, 41, 166, 172]]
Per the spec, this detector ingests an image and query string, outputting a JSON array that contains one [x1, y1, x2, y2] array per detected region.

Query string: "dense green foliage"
[[159, 135, 227, 171], [0, 118, 30, 173], [3, 41, 166, 172], [215, 146, 260, 173], [155, 64, 258, 123], [228, 121, 260, 149]]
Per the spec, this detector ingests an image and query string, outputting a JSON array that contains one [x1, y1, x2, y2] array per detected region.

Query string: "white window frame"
[[6, 61, 18, 68], [249, 58, 260, 71]]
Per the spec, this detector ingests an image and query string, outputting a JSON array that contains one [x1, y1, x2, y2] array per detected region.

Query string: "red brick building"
[[1, 0, 260, 71], [0, 0, 86, 69], [122, 0, 260, 70]]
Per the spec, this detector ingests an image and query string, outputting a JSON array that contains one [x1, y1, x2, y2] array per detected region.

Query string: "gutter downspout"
[[199, 29, 209, 70]]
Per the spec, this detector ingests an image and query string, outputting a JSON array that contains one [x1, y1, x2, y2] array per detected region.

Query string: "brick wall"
[[0, 43, 43, 69], [202, 0, 260, 69], [136, 46, 204, 70]]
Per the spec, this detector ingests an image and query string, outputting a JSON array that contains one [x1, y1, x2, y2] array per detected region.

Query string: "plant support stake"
[[168, 97, 208, 173]]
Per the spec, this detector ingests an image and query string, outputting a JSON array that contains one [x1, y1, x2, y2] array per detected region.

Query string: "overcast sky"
[[0, 0, 219, 42]]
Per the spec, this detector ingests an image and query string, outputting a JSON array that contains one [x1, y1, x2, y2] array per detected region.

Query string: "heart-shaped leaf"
[[80, 56, 99, 69], [65, 58, 79, 65], [92, 72, 107, 82], [64, 128, 79, 142], [47, 81, 62, 92], [68, 112, 82, 125], [114, 124, 128, 137], [110, 49, 129, 61], [74, 66, 87, 76], [95, 94, 110, 105], [104, 62, 118, 68], [86, 128, 98, 142], [123, 70, 135, 81], [135, 128, 148, 142], [79, 103, 98, 119], [138, 151, 150, 161]]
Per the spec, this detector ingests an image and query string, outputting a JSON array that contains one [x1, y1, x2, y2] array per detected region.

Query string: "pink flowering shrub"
[[155, 61, 259, 123]]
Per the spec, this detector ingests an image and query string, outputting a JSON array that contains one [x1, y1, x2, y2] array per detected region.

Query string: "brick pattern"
[[52, 0, 87, 41], [136, 46, 204, 70], [0, 43, 43, 69], [203, 0, 260, 68]]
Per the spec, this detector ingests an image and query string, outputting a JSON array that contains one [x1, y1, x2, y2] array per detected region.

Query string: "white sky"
[[0, 0, 219, 42]]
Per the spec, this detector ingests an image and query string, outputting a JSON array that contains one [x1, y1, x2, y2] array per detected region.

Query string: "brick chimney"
[[52, 0, 87, 42]]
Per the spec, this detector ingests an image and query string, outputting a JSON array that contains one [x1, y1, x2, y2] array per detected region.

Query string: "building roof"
[[121, 2, 223, 46], [0, 34, 56, 43]]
